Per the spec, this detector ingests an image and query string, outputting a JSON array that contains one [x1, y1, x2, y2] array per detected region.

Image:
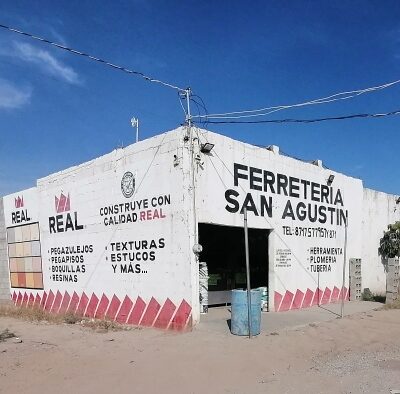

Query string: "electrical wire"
[[190, 95, 209, 128], [192, 79, 400, 119], [193, 94, 209, 127], [194, 108, 400, 124], [0, 23, 185, 92]]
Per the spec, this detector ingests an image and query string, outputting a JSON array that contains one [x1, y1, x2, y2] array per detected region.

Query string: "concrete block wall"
[[362, 188, 400, 294], [0, 198, 10, 301]]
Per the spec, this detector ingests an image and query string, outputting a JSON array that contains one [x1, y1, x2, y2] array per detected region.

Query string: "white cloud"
[[0, 78, 32, 109], [11, 41, 80, 85]]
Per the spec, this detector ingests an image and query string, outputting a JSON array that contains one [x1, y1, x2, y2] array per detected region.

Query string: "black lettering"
[[49, 217, 56, 233], [289, 177, 300, 198], [249, 167, 262, 191], [74, 212, 83, 230], [277, 173, 288, 196], [241, 193, 258, 216], [334, 189, 344, 206], [282, 200, 295, 220], [225, 189, 240, 213], [297, 202, 307, 221], [260, 195, 273, 218], [318, 205, 327, 223], [65, 214, 74, 231], [300, 180, 310, 199], [234, 163, 248, 186], [263, 171, 275, 193], [320, 185, 330, 204], [311, 182, 320, 202], [56, 215, 64, 232]]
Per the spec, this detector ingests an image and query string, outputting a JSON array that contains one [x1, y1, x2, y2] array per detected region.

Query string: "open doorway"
[[198, 223, 269, 307]]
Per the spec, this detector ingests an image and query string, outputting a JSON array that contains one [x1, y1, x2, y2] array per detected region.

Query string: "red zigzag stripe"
[[274, 286, 349, 312], [10, 290, 192, 331]]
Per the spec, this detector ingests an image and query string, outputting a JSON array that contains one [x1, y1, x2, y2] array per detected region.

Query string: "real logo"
[[11, 195, 31, 224], [121, 171, 135, 198], [49, 193, 83, 233]]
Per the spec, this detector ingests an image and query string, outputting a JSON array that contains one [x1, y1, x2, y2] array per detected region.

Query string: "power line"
[[0, 23, 185, 92], [194, 108, 400, 124], [192, 79, 400, 119]]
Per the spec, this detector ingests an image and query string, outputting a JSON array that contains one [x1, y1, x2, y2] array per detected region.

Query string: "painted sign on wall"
[[4, 131, 194, 330], [3, 188, 44, 290], [196, 131, 363, 311]]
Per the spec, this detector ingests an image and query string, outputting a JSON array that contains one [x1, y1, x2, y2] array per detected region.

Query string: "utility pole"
[[185, 87, 192, 127], [183, 87, 200, 322], [340, 220, 348, 318], [244, 208, 252, 339], [184, 88, 197, 242]]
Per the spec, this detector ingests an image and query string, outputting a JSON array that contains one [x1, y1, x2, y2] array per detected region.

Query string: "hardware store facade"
[[0, 127, 399, 330]]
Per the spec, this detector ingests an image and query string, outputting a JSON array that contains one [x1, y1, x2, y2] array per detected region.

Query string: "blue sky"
[[0, 0, 400, 195]]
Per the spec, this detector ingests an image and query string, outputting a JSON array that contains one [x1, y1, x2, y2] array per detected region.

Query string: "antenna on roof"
[[131, 117, 139, 143]]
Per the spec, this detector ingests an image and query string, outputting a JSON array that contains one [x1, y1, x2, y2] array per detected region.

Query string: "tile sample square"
[[32, 257, 42, 272]]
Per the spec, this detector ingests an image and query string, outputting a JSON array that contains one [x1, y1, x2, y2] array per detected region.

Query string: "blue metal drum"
[[231, 289, 262, 336]]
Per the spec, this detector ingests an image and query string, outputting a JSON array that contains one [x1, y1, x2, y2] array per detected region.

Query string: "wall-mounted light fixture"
[[200, 143, 215, 153], [327, 174, 335, 186]]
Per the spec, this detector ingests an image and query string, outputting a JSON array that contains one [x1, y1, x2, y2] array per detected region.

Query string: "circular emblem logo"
[[121, 171, 135, 198]]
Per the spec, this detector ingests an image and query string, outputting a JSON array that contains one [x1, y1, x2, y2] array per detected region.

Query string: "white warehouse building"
[[0, 126, 398, 330]]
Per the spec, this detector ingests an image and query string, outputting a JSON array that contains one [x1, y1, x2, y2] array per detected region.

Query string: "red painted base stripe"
[[21, 292, 29, 308], [40, 292, 48, 309], [51, 291, 63, 313], [44, 290, 55, 311], [331, 286, 340, 302], [274, 291, 283, 312], [321, 287, 331, 305], [85, 293, 99, 318], [302, 288, 314, 308], [154, 298, 176, 329], [76, 292, 89, 316], [16, 292, 23, 307], [127, 297, 146, 325], [95, 294, 109, 319], [34, 294, 41, 308], [170, 300, 191, 331], [276, 286, 350, 312], [8, 290, 192, 331], [280, 290, 294, 311], [59, 291, 71, 314], [67, 292, 79, 314], [105, 295, 121, 321], [292, 290, 304, 310], [28, 293, 35, 308], [140, 297, 161, 326], [116, 296, 133, 324]]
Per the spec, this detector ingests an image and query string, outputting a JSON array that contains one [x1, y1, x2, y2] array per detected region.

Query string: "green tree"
[[379, 221, 400, 259]]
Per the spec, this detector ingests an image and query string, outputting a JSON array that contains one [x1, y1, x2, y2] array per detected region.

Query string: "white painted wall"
[[195, 130, 364, 310], [3, 128, 197, 327], [1, 126, 399, 322], [362, 188, 400, 294]]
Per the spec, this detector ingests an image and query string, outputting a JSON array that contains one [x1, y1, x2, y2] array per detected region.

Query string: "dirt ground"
[[0, 308, 399, 394]]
